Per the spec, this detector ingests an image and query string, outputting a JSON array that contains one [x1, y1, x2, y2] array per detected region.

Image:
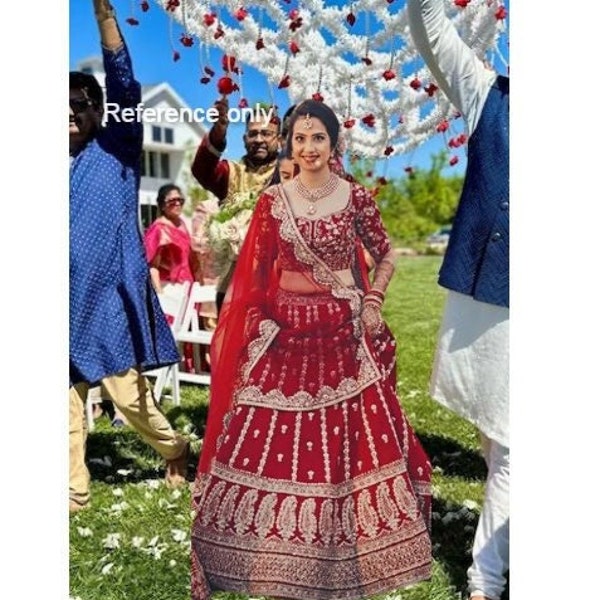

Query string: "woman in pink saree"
[[144, 184, 202, 295], [191, 100, 432, 600]]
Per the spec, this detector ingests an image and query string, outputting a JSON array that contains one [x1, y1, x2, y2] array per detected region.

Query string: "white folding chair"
[[175, 283, 217, 386], [144, 281, 191, 405]]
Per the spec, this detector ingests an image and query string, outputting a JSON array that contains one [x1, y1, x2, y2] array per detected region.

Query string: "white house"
[[75, 57, 205, 229]]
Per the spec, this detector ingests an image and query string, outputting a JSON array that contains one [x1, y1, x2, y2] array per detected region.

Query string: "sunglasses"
[[246, 129, 277, 140], [165, 197, 185, 206], [70, 97, 94, 114]]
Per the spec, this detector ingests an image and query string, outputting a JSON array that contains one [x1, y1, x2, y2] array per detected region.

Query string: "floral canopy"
[[129, 0, 508, 162]]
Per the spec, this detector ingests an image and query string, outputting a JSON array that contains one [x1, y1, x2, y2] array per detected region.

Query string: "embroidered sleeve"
[[353, 184, 392, 263]]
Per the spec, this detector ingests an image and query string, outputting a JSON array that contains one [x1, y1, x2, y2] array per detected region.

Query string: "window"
[[160, 153, 170, 179], [164, 128, 174, 144], [151, 126, 161, 142], [148, 151, 157, 177], [139, 203, 158, 231], [141, 151, 170, 180]]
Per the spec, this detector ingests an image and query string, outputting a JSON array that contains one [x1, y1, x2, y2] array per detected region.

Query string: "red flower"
[[289, 40, 300, 55], [172, 51, 181, 62], [180, 34, 194, 47], [203, 12, 217, 27], [238, 98, 249, 109], [200, 76, 211, 84], [409, 77, 422, 90], [424, 83, 438, 96], [312, 92, 324, 102], [382, 69, 396, 81], [214, 26, 225, 40], [366, 171, 373, 178], [386, 0, 395, 4], [361, 56, 373, 66], [377, 176, 388, 185], [235, 7, 248, 21], [448, 137, 458, 148], [141, 1, 150, 12], [457, 133, 468, 145], [222, 55, 239, 74], [255, 37, 265, 50], [278, 75, 291, 89], [384, 146, 394, 156], [126, 17, 139, 26], [495, 6, 507, 20], [166, 0, 180, 12], [289, 9, 300, 20], [343, 118, 356, 129], [449, 155, 459, 166], [204, 66, 215, 77], [436, 119, 449, 133], [454, 0, 470, 7], [346, 12, 356, 26], [362, 114, 376, 128], [217, 76, 236, 95]]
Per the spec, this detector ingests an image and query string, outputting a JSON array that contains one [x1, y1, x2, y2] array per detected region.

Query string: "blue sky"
[[69, 0, 509, 177]]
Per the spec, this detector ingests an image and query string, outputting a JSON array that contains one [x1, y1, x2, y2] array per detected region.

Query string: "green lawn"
[[70, 256, 506, 600]]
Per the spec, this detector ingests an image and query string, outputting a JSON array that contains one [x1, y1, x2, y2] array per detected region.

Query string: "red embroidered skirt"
[[191, 290, 432, 599]]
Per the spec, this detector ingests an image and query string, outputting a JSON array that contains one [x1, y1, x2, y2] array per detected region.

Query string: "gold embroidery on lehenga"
[[341, 496, 357, 544], [255, 493, 278, 539], [216, 484, 240, 531], [233, 488, 259, 535], [393, 475, 419, 521], [320, 407, 331, 483], [376, 481, 400, 530], [292, 412, 302, 482], [276, 496, 298, 541], [243, 319, 280, 381], [357, 489, 380, 538], [318, 498, 334, 545], [257, 410, 278, 476], [299, 498, 318, 544], [229, 406, 255, 467], [201, 481, 227, 527], [360, 395, 380, 469]]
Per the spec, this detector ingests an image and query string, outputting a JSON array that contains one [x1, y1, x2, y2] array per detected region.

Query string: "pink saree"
[[191, 181, 432, 600]]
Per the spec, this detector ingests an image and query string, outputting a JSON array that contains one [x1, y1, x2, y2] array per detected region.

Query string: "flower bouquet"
[[205, 192, 257, 276]]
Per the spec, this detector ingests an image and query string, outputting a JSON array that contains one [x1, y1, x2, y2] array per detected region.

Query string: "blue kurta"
[[70, 43, 179, 385]]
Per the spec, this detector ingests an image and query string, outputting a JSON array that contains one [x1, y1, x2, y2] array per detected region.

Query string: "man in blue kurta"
[[69, 0, 189, 513]]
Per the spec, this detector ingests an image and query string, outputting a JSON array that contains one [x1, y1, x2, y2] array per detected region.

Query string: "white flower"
[[101, 563, 114, 575], [112, 488, 124, 497], [169, 560, 177, 567], [145, 479, 161, 490], [109, 501, 129, 513], [116, 468, 132, 476], [148, 535, 160, 547], [102, 533, 121, 549], [77, 527, 93, 538], [171, 489, 182, 500], [171, 529, 187, 543], [131, 536, 144, 548]]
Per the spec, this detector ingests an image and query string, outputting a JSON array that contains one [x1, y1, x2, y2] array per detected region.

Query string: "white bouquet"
[[205, 192, 257, 276]]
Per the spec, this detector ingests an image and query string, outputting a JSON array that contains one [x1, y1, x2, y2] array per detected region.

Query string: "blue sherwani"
[[69, 43, 179, 385]]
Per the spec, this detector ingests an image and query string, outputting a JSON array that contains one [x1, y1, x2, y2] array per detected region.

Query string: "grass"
[[70, 256, 507, 600]]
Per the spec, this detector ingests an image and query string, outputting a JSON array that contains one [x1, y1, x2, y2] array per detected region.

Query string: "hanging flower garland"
[[139, 0, 507, 159]]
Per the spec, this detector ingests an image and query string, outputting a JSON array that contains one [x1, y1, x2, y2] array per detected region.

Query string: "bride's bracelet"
[[364, 290, 384, 306]]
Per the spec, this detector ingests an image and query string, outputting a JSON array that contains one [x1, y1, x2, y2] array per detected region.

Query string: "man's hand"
[[210, 96, 229, 146]]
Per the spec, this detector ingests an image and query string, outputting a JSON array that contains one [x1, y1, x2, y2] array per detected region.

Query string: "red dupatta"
[[196, 182, 373, 476]]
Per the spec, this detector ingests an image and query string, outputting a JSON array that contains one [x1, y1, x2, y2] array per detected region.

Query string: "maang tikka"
[[303, 113, 313, 129]]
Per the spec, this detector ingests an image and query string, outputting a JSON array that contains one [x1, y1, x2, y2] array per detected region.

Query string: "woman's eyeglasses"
[[70, 98, 94, 114], [165, 197, 185, 206]]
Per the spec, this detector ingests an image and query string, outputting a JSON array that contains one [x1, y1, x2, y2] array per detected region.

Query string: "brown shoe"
[[165, 441, 190, 488]]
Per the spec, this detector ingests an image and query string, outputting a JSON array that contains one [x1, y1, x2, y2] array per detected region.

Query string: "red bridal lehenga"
[[191, 181, 432, 600]]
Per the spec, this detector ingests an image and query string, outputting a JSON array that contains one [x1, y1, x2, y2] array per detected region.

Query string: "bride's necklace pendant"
[[306, 201, 317, 216], [294, 174, 340, 217]]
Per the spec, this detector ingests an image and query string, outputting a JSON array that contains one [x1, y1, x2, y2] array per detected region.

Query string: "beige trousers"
[[69, 367, 187, 507]]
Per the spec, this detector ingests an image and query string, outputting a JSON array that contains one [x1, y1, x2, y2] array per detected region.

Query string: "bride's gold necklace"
[[294, 173, 340, 216]]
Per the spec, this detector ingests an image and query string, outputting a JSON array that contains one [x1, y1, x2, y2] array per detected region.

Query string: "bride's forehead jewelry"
[[303, 113, 313, 129]]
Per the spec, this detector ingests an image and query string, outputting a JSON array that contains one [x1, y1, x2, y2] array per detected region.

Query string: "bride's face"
[[291, 116, 331, 173]]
